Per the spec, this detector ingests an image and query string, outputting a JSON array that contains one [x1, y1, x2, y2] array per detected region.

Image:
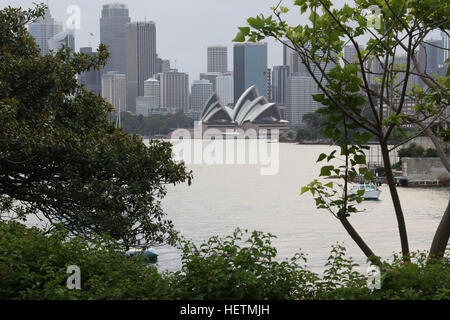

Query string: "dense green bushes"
[[398, 143, 438, 158], [0, 221, 171, 300], [0, 221, 448, 300]]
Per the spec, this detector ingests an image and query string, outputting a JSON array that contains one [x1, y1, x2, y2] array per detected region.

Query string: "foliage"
[[0, 221, 171, 300], [235, 0, 450, 261], [169, 228, 319, 300], [116, 112, 194, 137], [0, 4, 192, 248], [398, 143, 438, 158], [1, 222, 448, 300]]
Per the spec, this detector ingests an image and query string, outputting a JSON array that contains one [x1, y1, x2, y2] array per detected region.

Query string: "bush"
[[398, 143, 438, 158], [0, 221, 171, 300], [169, 228, 319, 300], [1, 222, 448, 300]]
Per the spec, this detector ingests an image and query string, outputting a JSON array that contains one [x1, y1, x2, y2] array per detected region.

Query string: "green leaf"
[[354, 154, 366, 165], [317, 153, 327, 162], [300, 186, 309, 195], [320, 165, 334, 177], [233, 31, 245, 42]]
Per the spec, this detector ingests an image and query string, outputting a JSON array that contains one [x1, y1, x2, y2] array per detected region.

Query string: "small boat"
[[350, 183, 381, 200]]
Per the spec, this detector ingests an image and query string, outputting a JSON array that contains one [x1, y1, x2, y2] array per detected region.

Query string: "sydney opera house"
[[200, 86, 289, 135]]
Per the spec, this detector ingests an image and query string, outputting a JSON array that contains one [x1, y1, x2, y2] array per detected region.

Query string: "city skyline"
[[6, 0, 302, 86]]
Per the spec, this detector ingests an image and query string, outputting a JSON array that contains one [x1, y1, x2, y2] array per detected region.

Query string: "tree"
[[235, 0, 449, 260], [0, 5, 192, 249]]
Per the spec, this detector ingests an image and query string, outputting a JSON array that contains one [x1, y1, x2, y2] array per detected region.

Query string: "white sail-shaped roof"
[[201, 85, 286, 126]]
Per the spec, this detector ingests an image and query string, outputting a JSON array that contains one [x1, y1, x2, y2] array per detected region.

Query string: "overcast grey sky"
[[3, 0, 317, 84]]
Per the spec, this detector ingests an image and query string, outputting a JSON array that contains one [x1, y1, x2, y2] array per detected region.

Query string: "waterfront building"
[[200, 86, 288, 135]]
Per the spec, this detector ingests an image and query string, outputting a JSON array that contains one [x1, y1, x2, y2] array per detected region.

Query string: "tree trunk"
[[380, 141, 410, 260], [429, 198, 450, 259], [338, 212, 381, 266]]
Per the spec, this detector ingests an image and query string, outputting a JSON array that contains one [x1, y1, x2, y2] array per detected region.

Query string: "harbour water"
[[153, 140, 449, 273]]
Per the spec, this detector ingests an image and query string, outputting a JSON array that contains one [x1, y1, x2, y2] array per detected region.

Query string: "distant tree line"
[[295, 111, 419, 145], [113, 112, 195, 137]]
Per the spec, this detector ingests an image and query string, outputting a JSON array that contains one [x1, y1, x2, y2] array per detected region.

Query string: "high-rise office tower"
[[48, 31, 75, 53], [286, 75, 321, 128], [79, 47, 102, 95], [155, 71, 189, 113], [233, 42, 268, 103], [156, 55, 171, 74], [343, 45, 362, 65], [191, 80, 213, 112], [102, 71, 127, 111], [272, 65, 290, 106], [136, 78, 160, 116], [442, 31, 450, 63], [283, 41, 335, 85], [283, 43, 305, 76], [100, 3, 131, 74], [394, 53, 420, 93], [126, 21, 157, 113], [216, 73, 234, 106], [207, 46, 228, 73], [200, 72, 222, 91], [28, 8, 62, 56]]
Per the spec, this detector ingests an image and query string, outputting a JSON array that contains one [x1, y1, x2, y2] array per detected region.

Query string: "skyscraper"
[[191, 80, 213, 112], [216, 73, 234, 106], [233, 42, 268, 103], [28, 8, 62, 56], [286, 75, 321, 128], [207, 46, 228, 73], [156, 54, 171, 74], [79, 47, 102, 95], [48, 31, 75, 53], [283, 43, 305, 75], [136, 78, 160, 116], [100, 3, 131, 74], [283, 41, 335, 85], [126, 21, 157, 113], [344, 45, 361, 65], [155, 71, 189, 113], [102, 71, 127, 111], [200, 72, 222, 91], [272, 65, 290, 106]]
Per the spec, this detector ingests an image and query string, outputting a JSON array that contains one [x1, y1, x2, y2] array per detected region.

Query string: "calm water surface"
[[152, 141, 449, 273]]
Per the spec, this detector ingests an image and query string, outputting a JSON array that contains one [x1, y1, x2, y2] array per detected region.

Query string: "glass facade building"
[[233, 43, 268, 104]]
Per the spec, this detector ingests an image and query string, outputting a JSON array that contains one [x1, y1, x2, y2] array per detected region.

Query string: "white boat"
[[350, 183, 381, 200]]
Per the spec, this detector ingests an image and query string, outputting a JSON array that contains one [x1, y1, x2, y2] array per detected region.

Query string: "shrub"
[[169, 228, 319, 300], [0, 221, 171, 300], [0, 222, 448, 300]]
